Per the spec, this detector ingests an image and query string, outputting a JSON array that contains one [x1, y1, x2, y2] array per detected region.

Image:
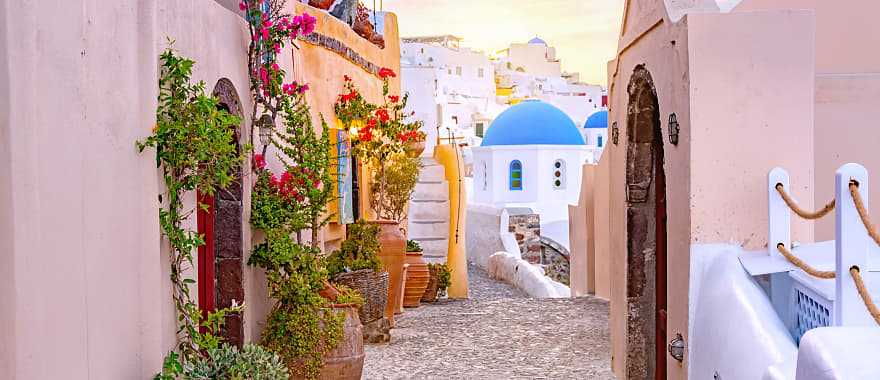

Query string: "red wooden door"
[[197, 191, 216, 319], [655, 152, 668, 380]]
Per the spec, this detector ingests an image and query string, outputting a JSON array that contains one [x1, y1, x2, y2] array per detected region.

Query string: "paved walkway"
[[362, 264, 614, 379]]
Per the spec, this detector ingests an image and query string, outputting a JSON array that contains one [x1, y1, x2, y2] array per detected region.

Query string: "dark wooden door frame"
[[624, 64, 668, 380]]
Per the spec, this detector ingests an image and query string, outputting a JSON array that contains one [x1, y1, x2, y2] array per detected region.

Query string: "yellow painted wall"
[[433, 144, 469, 299]]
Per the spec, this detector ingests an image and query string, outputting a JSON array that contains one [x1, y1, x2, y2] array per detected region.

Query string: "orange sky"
[[380, 0, 625, 86]]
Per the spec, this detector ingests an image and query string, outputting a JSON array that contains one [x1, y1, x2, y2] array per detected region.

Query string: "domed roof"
[[584, 110, 608, 129], [528, 37, 547, 46], [481, 100, 585, 146]]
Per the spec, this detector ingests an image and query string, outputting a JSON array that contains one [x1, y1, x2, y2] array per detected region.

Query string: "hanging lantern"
[[668, 113, 680, 146], [256, 114, 274, 148]]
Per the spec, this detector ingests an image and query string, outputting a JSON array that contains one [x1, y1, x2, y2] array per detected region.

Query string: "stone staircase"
[[407, 157, 450, 263]]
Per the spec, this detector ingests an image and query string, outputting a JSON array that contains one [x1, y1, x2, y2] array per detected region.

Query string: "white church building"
[[472, 100, 591, 246]]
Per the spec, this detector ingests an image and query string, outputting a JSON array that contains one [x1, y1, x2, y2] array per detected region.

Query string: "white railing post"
[[769, 167, 791, 258], [834, 163, 872, 326]]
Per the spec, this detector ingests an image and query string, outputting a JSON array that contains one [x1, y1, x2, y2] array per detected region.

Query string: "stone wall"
[[508, 213, 543, 264]]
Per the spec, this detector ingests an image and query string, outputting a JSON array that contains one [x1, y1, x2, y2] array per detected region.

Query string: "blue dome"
[[528, 37, 547, 45], [584, 110, 608, 129], [481, 100, 585, 146]]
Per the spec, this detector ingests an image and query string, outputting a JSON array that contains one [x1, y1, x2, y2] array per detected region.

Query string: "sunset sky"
[[380, 0, 625, 86]]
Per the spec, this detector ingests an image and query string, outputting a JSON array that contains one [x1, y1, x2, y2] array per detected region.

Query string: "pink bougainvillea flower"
[[263, 90, 270, 97], [262, 19, 273, 28], [298, 84, 309, 93], [260, 27, 269, 40], [273, 43, 281, 53], [259, 67, 268, 82], [239, 1, 247, 11], [291, 15, 303, 28], [271, 63, 280, 72], [301, 12, 317, 35], [254, 154, 266, 170]]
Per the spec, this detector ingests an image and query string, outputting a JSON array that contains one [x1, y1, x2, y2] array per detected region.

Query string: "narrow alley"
[[363, 264, 614, 379]]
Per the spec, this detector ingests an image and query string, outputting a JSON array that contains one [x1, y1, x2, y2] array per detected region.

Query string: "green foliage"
[[371, 154, 420, 222], [248, 232, 328, 307], [262, 304, 344, 379], [429, 263, 452, 292], [334, 284, 365, 307], [155, 344, 289, 380], [406, 240, 422, 253], [138, 45, 245, 359], [324, 220, 382, 277]]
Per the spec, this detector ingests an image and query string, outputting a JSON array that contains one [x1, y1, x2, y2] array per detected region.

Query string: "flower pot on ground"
[[403, 254, 429, 308], [326, 220, 388, 325], [297, 304, 365, 380], [406, 139, 427, 158], [403, 241, 430, 308], [421, 263, 451, 303], [369, 220, 406, 322]]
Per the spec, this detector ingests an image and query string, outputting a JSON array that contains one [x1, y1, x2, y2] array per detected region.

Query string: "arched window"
[[553, 159, 566, 190], [509, 160, 523, 190], [598, 135, 604, 148]]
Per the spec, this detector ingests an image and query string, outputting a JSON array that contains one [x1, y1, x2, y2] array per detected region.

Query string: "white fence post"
[[769, 167, 791, 259], [834, 163, 873, 326]]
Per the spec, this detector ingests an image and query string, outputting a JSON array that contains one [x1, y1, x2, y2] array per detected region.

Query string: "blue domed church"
[[472, 100, 592, 213]]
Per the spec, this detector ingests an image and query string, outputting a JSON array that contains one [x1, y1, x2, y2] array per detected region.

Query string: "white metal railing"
[[767, 163, 877, 341]]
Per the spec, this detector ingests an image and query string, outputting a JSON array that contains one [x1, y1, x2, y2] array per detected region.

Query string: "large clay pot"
[[290, 305, 364, 380], [403, 252, 430, 308], [370, 221, 405, 322]]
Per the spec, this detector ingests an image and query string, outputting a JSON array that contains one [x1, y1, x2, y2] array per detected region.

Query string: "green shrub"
[[325, 220, 382, 277]]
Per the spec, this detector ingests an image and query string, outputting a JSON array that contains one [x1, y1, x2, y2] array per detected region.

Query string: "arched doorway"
[[624, 64, 667, 380], [197, 78, 245, 347]]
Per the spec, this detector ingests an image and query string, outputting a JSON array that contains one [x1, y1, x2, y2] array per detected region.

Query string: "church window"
[[509, 160, 523, 190], [598, 135, 604, 148], [553, 159, 566, 189], [475, 122, 485, 137], [482, 161, 488, 191]]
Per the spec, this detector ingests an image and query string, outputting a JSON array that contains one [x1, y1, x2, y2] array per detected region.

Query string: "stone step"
[[411, 238, 448, 259], [408, 200, 450, 220], [419, 164, 446, 180], [412, 181, 448, 201], [420, 157, 440, 166], [407, 220, 449, 240]]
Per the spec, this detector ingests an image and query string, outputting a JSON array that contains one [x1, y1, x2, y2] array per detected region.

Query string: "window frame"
[[509, 160, 523, 191]]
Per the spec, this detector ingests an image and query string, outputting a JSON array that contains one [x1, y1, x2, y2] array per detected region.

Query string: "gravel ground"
[[362, 264, 614, 379]]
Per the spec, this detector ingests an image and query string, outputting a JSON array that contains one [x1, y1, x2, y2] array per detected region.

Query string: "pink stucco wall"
[[0, 1, 401, 378], [603, 3, 815, 378]]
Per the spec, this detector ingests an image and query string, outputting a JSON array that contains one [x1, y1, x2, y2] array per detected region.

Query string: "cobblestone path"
[[362, 264, 614, 379]]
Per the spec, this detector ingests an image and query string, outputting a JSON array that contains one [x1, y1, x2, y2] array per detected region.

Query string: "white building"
[[495, 37, 606, 128], [582, 109, 608, 157], [472, 100, 592, 247], [401, 35, 504, 153]]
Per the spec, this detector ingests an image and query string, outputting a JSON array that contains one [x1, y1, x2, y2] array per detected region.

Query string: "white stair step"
[[408, 220, 449, 240], [412, 238, 449, 259], [419, 164, 446, 180], [408, 201, 450, 220], [412, 181, 449, 201]]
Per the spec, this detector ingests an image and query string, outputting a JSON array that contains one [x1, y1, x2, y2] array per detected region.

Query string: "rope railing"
[[848, 181, 880, 247], [776, 243, 836, 279], [775, 183, 836, 220], [850, 266, 880, 325]]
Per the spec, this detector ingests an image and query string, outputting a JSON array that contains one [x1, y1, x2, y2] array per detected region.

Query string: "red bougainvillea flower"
[[263, 19, 273, 28], [261, 27, 270, 40], [378, 67, 396, 79], [269, 173, 280, 187], [388, 95, 400, 103], [298, 84, 310, 93], [253, 154, 266, 170], [375, 109, 390, 122], [366, 117, 378, 129]]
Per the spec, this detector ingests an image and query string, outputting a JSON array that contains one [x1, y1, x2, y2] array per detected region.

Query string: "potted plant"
[[325, 220, 390, 333], [403, 240, 430, 308], [334, 69, 424, 320], [421, 263, 452, 303]]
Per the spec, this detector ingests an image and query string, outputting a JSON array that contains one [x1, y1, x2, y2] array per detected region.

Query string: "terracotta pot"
[[308, 0, 335, 10], [318, 280, 340, 302], [421, 266, 440, 303], [403, 252, 430, 307], [369, 221, 405, 322], [289, 305, 364, 380], [397, 264, 408, 314], [352, 17, 375, 41], [407, 140, 426, 158]]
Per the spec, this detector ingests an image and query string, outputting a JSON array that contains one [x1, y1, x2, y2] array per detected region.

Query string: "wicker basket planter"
[[332, 269, 389, 324]]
